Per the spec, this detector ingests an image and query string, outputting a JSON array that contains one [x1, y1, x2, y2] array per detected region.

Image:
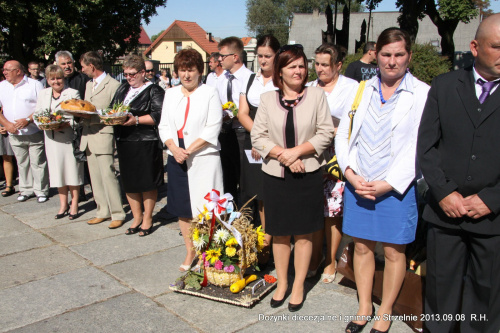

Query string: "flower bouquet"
[[99, 102, 130, 125], [180, 190, 265, 289], [34, 109, 68, 130], [222, 101, 238, 118]]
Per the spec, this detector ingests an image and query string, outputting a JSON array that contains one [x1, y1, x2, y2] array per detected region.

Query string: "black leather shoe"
[[270, 297, 285, 308], [288, 300, 304, 312], [370, 320, 392, 333], [345, 305, 375, 333]]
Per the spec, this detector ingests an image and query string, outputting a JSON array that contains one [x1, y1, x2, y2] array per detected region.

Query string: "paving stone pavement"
[[0, 161, 415, 332]]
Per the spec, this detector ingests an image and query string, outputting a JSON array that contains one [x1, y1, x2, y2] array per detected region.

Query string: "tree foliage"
[[0, 0, 167, 65], [151, 30, 166, 44], [246, 0, 364, 46]]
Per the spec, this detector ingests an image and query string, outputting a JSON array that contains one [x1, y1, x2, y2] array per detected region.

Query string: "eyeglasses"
[[219, 53, 235, 60], [278, 44, 304, 54], [123, 72, 140, 78], [2, 68, 18, 72], [145, 69, 154, 73]]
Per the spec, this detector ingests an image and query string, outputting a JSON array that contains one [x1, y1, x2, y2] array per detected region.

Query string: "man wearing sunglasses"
[[145, 61, 158, 84]]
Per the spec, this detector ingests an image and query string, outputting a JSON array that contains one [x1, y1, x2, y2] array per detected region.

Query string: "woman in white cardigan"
[[35, 65, 83, 220], [158, 49, 223, 272], [335, 28, 429, 333]]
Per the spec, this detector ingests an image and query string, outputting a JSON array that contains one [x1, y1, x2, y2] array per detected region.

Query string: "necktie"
[[477, 79, 499, 104], [92, 80, 98, 91], [227, 74, 235, 102]]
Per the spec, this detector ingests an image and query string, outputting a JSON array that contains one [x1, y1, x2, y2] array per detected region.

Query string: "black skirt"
[[166, 139, 192, 218], [240, 132, 264, 202], [263, 169, 324, 236], [116, 140, 164, 193]]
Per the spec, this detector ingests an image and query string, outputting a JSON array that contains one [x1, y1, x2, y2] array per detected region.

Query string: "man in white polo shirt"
[[0, 60, 49, 202]]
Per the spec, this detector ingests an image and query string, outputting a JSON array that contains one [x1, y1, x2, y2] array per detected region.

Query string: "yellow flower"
[[225, 246, 237, 257], [192, 228, 200, 241], [225, 237, 238, 247], [206, 248, 221, 264], [256, 226, 265, 249]]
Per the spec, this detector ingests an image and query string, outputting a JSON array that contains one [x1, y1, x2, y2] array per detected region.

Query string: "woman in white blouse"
[[159, 48, 223, 272], [238, 35, 280, 265], [306, 43, 359, 284]]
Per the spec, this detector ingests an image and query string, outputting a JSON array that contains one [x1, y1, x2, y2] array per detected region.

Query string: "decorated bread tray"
[[99, 103, 131, 125], [60, 99, 97, 114], [34, 110, 69, 130]]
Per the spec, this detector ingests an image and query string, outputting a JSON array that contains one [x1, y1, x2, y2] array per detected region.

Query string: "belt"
[[234, 128, 246, 133]]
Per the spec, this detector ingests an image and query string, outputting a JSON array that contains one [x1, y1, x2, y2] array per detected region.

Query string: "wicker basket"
[[37, 122, 66, 130], [99, 115, 128, 125], [205, 266, 244, 287]]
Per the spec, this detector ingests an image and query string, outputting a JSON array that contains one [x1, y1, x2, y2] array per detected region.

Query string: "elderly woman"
[[35, 65, 82, 219], [238, 34, 280, 265], [0, 68, 15, 197], [159, 48, 223, 272], [110, 54, 165, 237], [306, 43, 359, 283], [336, 28, 430, 333], [251, 45, 334, 312]]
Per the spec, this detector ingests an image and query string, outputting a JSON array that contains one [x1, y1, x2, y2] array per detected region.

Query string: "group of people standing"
[[1, 14, 500, 332]]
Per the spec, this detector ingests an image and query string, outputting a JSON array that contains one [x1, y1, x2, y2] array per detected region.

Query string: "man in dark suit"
[[417, 14, 500, 333]]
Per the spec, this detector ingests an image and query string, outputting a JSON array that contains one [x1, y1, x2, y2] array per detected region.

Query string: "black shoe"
[[68, 211, 79, 220], [288, 300, 304, 312], [139, 224, 153, 237], [270, 297, 285, 308], [1, 185, 15, 197], [125, 222, 143, 235], [345, 305, 375, 333], [370, 320, 392, 333], [55, 208, 69, 219]]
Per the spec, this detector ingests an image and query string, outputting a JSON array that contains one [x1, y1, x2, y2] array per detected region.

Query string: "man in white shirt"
[[78, 51, 125, 229], [0, 60, 49, 202], [216, 37, 253, 202], [205, 52, 224, 87]]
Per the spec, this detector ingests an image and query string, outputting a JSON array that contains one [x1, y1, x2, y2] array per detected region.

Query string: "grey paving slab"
[[0, 266, 130, 332], [69, 225, 185, 266], [10, 293, 197, 333], [0, 231, 52, 256], [1, 199, 69, 229], [0, 245, 88, 290], [0, 214, 34, 238], [42, 218, 129, 246], [104, 246, 186, 297], [155, 285, 286, 332]]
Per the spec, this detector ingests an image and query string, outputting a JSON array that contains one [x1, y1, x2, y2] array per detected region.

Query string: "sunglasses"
[[145, 69, 154, 73], [278, 44, 304, 54], [124, 72, 140, 78]]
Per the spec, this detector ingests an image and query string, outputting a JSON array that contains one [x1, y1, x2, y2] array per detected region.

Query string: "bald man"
[[0, 60, 49, 202], [417, 14, 500, 333]]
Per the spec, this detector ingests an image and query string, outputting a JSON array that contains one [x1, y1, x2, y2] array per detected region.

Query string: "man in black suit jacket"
[[417, 14, 500, 333]]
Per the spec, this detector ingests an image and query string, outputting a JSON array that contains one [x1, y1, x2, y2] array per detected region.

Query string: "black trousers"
[[218, 128, 240, 202], [425, 223, 500, 333]]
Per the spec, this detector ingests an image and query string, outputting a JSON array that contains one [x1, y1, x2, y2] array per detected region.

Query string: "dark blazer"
[[417, 66, 500, 235], [111, 82, 165, 142]]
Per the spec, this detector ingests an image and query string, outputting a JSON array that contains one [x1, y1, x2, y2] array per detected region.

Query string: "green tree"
[[396, 0, 478, 63], [151, 30, 166, 43], [246, 0, 364, 46], [0, 0, 167, 65]]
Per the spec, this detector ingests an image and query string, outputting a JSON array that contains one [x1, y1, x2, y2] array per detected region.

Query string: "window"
[[175, 42, 182, 53]]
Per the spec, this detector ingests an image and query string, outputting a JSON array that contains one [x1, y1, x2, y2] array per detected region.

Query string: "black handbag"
[[72, 121, 86, 162]]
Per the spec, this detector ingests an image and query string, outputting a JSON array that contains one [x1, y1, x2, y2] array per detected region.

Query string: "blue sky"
[[143, 0, 500, 39]]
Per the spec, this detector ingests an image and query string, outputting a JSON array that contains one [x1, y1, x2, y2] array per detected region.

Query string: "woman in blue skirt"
[[335, 28, 430, 333]]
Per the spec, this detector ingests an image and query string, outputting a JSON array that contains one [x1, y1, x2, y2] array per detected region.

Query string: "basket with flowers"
[[34, 109, 68, 130], [99, 102, 131, 125], [222, 101, 238, 118], [190, 190, 265, 288]]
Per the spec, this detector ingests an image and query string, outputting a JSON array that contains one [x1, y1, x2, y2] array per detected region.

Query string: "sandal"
[[138, 224, 153, 237], [125, 222, 143, 235], [1, 186, 15, 197], [68, 211, 79, 220]]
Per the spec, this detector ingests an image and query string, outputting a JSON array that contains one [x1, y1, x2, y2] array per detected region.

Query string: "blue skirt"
[[343, 181, 418, 244]]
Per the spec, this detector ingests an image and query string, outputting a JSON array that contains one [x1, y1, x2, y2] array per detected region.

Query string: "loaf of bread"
[[60, 99, 96, 112]]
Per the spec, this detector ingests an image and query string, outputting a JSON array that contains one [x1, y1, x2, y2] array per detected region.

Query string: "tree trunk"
[[397, 0, 428, 43]]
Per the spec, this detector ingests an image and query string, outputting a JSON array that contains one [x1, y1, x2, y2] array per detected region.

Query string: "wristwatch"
[[25, 117, 31, 123]]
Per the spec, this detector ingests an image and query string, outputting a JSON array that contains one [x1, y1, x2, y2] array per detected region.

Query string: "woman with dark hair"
[[35, 65, 82, 218], [0, 66, 16, 197], [306, 43, 359, 283], [238, 34, 280, 265], [336, 28, 429, 333], [252, 45, 334, 311], [111, 54, 165, 236], [159, 48, 223, 271]]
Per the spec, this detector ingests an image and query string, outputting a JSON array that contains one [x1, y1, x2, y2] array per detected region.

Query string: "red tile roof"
[[138, 26, 152, 45], [144, 20, 219, 56], [241, 37, 252, 46]]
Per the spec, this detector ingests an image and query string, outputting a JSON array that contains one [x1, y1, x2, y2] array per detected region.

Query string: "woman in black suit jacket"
[[111, 54, 165, 237]]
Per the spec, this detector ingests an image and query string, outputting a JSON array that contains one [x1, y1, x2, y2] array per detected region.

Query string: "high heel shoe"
[[125, 222, 142, 235], [68, 211, 79, 220], [288, 299, 304, 312], [55, 208, 69, 219], [138, 224, 153, 237], [270, 297, 286, 308], [345, 305, 375, 333], [370, 320, 392, 333]]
